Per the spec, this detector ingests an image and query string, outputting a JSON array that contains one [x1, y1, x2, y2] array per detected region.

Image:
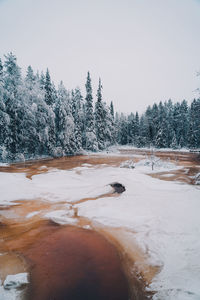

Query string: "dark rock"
[[110, 182, 126, 193]]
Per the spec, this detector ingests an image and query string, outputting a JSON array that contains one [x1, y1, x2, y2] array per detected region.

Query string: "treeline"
[[0, 53, 200, 162], [0, 53, 115, 162], [116, 98, 200, 149]]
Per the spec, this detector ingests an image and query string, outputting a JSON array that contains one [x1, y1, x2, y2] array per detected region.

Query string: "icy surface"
[[44, 210, 77, 225], [26, 211, 40, 218], [0, 163, 9, 166], [4, 273, 29, 290], [135, 158, 180, 172], [0, 170, 112, 203], [0, 158, 200, 299], [0, 273, 28, 300]]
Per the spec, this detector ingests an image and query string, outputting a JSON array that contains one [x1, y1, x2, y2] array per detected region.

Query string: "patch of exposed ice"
[[82, 225, 91, 230], [44, 210, 77, 225], [4, 273, 29, 290], [26, 211, 40, 219], [0, 273, 29, 300], [160, 173, 175, 177], [81, 163, 92, 167], [38, 165, 48, 170], [0, 163, 9, 166]]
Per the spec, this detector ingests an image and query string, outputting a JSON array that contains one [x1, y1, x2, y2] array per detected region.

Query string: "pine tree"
[[187, 99, 198, 148], [165, 99, 174, 146], [170, 131, 178, 149], [110, 101, 114, 118], [54, 82, 77, 155], [179, 100, 188, 147], [25, 66, 36, 88], [108, 101, 116, 144], [40, 71, 45, 90], [145, 106, 154, 145], [151, 103, 159, 144], [103, 102, 115, 146], [84, 72, 98, 151], [138, 115, 149, 147], [157, 102, 168, 148], [95, 78, 105, 150], [3, 53, 22, 158], [117, 113, 128, 145], [73, 87, 84, 151], [44, 69, 54, 106], [0, 96, 10, 161], [134, 112, 140, 146]]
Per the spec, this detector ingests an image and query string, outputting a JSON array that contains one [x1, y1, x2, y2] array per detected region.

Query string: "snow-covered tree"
[[54, 81, 77, 155], [44, 69, 54, 106], [84, 72, 98, 151], [3, 53, 22, 158], [72, 87, 84, 151], [95, 78, 105, 150], [25, 65, 36, 90], [170, 131, 178, 149]]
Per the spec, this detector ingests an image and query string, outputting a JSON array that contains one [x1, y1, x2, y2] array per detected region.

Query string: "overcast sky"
[[0, 0, 200, 113]]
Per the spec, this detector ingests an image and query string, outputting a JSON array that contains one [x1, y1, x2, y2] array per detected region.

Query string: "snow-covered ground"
[[0, 273, 29, 300], [0, 157, 200, 299]]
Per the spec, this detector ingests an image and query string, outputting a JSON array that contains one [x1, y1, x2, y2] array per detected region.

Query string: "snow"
[[0, 273, 28, 300], [38, 165, 48, 170], [0, 169, 112, 203], [116, 145, 191, 153], [26, 211, 40, 218], [75, 167, 200, 299], [120, 160, 135, 169], [44, 209, 77, 225], [0, 163, 9, 166], [160, 173, 175, 177], [0, 158, 200, 299], [4, 273, 29, 290], [135, 158, 181, 173]]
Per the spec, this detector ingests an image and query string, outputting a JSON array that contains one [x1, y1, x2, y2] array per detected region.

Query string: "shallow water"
[[25, 224, 130, 300]]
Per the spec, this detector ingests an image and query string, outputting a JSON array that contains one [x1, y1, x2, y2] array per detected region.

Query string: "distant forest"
[[0, 53, 200, 162]]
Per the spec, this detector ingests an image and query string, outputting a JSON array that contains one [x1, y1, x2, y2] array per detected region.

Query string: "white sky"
[[0, 0, 200, 113]]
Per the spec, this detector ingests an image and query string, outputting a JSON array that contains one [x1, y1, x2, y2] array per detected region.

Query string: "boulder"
[[110, 182, 126, 193]]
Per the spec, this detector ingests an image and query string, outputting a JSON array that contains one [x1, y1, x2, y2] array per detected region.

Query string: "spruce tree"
[[95, 78, 105, 150], [84, 72, 98, 151], [3, 53, 22, 158], [54, 81, 77, 155], [170, 131, 178, 149], [40, 71, 45, 90], [109, 101, 116, 144], [73, 88, 84, 151], [110, 101, 114, 118], [44, 69, 54, 106]]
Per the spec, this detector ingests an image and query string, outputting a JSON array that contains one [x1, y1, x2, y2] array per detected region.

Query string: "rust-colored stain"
[[0, 154, 136, 179], [25, 225, 130, 300]]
